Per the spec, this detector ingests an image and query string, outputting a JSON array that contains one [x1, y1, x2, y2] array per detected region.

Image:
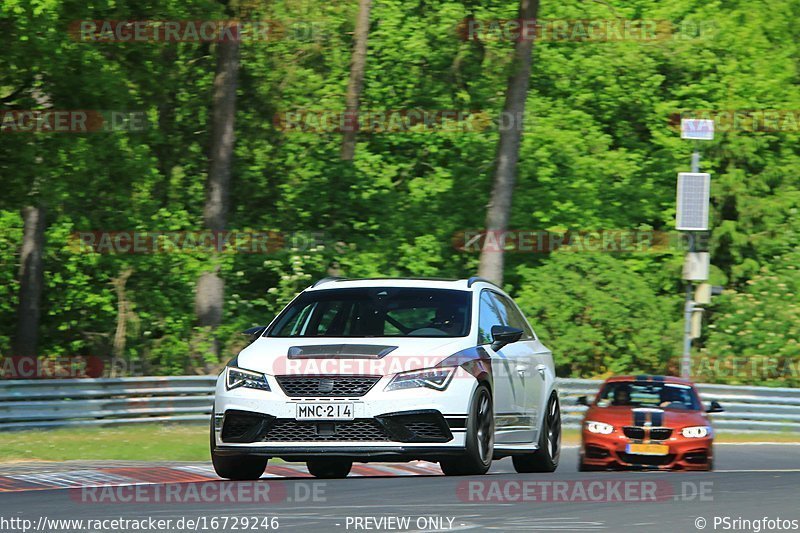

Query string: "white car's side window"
[[495, 294, 536, 341], [478, 290, 504, 345]]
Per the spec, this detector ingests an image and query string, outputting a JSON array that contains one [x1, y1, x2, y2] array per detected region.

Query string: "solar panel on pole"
[[676, 172, 710, 231]]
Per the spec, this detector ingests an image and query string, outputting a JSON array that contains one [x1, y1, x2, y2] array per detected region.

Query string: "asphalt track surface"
[[1, 444, 798, 533]]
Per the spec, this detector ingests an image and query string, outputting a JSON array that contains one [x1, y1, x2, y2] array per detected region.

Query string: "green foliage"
[[0, 0, 797, 383], [513, 253, 681, 378], [698, 247, 800, 386]]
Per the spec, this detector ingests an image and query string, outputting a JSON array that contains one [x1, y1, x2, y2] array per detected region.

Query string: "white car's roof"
[[304, 277, 499, 293]]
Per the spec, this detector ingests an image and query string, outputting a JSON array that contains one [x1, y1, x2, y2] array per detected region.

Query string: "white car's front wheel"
[[306, 459, 353, 479], [210, 416, 269, 480], [440, 384, 494, 476]]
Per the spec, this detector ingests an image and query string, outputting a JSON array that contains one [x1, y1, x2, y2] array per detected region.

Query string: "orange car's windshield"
[[597, 382, 701, 410]]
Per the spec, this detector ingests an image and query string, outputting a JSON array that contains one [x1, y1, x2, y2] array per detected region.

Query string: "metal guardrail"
[[0, 376, 798, 433], [0, 376, 216, 431]]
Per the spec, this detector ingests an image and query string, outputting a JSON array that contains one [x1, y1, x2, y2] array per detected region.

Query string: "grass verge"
[[0, 424, 209, 463], [0, 425, 798, 464]]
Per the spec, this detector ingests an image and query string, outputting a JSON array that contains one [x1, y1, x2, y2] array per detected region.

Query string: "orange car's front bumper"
[[580, 430, 713, 471]]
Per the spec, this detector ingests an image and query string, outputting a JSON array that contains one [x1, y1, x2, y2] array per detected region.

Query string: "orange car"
[[577, 375, 723, 471]]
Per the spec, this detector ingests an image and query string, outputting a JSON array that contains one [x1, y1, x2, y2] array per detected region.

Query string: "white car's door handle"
[[536, 365, 547, 379], [515, 365, 528, 377]]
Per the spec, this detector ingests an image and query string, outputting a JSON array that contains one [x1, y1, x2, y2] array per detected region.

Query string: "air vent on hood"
[[287, 344, 397, 359]]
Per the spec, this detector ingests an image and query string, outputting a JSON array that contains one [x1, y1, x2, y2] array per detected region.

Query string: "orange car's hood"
[[583, 405, 711, 428]]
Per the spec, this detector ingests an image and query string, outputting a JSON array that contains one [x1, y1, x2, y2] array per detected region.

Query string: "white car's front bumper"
[[212, 368, 478, 460]]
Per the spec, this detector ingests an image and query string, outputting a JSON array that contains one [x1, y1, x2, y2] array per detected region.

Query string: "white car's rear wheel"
[[512, 393, 561, 473]]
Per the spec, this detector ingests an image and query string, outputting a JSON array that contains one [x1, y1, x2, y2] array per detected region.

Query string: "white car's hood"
[[235, 336, 470, 377]]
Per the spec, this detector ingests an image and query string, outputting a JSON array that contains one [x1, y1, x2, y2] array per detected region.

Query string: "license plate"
[[626, 443, 669, 455], [295, 402, 354, 420]]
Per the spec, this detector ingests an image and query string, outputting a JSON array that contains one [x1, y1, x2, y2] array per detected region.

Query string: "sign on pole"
[[683, 252, 710, 281], [681, 118, 715, 140], [676, 172, 711, 231], [695, 283, 711, 304]]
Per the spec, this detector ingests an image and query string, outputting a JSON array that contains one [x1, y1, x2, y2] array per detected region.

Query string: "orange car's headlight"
[[681, 426, 710, 438], [585, 421, 614, 434]]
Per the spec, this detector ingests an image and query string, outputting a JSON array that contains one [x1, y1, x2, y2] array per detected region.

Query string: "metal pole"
[[681, 147, 701, 379], [681, 252, 694, 379]]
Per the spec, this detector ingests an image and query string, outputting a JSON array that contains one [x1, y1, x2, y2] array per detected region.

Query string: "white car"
[[211, 277, 560, 479]]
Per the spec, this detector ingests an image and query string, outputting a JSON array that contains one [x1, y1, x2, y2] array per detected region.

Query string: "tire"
[[306, 459, 353, 479], [512, 393, 561, 473], [577, 455, 595, 472], [210, 415, 269, 480], [440, 384, 494, 476]]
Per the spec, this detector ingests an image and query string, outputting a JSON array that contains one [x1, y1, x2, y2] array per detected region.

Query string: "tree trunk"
[[14, 205, 46, 358], [195, 34, 239, 360], [203, 38, 238, 232], [477, 0, 540, 286], [111, 267, 133, 376], [340, 0, 372, 161]]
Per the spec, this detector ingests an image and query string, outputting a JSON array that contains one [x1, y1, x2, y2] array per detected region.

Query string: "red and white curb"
[[0, 462, 443, 493]]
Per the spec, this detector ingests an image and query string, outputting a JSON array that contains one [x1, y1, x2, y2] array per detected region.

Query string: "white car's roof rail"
[[311, 276, 348, 287], [311, 276, 501, 289], [466, 276, 500, 288]]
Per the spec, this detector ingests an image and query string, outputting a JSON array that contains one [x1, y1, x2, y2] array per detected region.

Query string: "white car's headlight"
[[226, 366, 270, 391], [585, 421, 614, 434], [681, 426, 710, 438], [385, 367, 456, 392]]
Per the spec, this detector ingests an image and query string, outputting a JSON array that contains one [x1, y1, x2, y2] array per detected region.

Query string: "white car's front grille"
[[261, 419, 391, 442], [275, 376, 381, 397]]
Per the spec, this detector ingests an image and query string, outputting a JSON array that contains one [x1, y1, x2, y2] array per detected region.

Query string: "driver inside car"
[[612, 385, 632, 406]]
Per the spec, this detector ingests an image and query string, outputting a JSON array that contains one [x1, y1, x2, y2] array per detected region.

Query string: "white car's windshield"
[[268, 287, 471, 337]]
